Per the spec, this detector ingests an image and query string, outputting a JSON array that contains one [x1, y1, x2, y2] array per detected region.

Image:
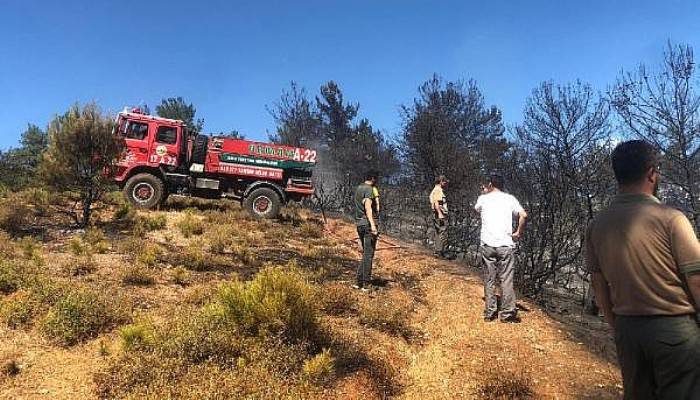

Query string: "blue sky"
[[1, 0, 699, 150]]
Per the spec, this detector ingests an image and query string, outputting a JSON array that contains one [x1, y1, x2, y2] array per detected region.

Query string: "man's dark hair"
[[364, 170, 379, 181], [489, 174, 505, 190], [611, 140, 659, 185]]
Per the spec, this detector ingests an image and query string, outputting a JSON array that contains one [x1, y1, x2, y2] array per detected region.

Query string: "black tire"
[[243, 187, 282, 219], [124, 173, 166, 209], [191, 135, 209, 165]]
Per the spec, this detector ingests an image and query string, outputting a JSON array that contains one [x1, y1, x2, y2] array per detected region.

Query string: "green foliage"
[[121, 264, 156, 286], [40, 102, 124, 226], [64, 256, 97, 276], [113, 203, 135, 222], [177, 212, 205, 238], [137, 213, 167, 232], [95, 266, 327, 399], [39, 287, 129, 346], [119, 322, 155, 351], [214, 266, 318, 342], [68, 236, 89, 256], [136, 242, 162, 267], [0, 124, 48, 190], [302, 349, 335, 385], [156, 97, 204, 134], [171, 266, 190, 286], [83, 228, 108, 252], [0, 290, 40, 328], [0, 261, 24, 295]]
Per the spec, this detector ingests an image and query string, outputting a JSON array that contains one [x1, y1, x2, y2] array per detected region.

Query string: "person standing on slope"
[[353, 171, 379, 291], [430, 175, 450, 258], [586, 140, 700, 400], [475, 174, 528, 323]]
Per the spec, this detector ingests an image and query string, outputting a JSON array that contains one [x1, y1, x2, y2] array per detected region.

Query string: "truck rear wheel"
[[244, 187, 281, 219], [124, 173, 166, 209]]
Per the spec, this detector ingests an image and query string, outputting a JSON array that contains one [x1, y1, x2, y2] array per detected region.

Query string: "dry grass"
[[474, 357, 534, 399], [0, 203, 623, 400]]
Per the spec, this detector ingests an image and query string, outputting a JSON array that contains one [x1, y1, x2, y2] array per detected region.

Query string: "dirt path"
[[326, 220, 622, 399]]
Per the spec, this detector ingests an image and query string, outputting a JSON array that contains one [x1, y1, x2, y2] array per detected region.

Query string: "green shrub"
[[136, 242, 162, 267], [0, 290, 41, 328], [119, 322, 155, 351], [177, 212, 205, 238], [0, 232, 16, 259], [0, 198, 33, 236], [40, 288, 129, 346], [68, 236, 89, 257], [215, 267, 318, 343], [302, 349, 335, 385], [113, 203, 135, 222], [0, 261, 22, 295], [136, 214, 168, 232], [171, 266, 190, 286], [83, 228, 109, 253], [64, 256, 97, 276], [121, 264, 156, 286]]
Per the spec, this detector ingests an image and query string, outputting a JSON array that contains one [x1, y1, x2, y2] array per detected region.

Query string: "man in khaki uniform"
[[586, 140, 700, 400], [430, 175, 449, 257]]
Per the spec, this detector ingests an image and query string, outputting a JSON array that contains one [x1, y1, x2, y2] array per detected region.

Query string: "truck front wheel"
[[243, 187, 281, 219], [124, 173, 166, 209]]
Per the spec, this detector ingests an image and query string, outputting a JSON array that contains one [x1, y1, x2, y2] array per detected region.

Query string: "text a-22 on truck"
[[113, 108, 317, 219]]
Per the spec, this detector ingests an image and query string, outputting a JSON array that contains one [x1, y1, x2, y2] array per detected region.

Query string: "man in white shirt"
[[474, 174, 528, 323]]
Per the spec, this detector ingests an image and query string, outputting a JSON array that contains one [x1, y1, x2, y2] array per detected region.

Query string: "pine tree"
[[40, 103, 123, 227]]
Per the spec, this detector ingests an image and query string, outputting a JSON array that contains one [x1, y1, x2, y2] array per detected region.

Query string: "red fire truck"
[[113, 108, 316, 219]]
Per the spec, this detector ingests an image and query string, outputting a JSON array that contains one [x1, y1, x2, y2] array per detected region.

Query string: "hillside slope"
[[0, 201, 621, 399]]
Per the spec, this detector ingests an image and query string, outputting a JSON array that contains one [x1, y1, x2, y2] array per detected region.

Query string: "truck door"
[[123, 119, 151, 166], [149, 124, 180, 169]]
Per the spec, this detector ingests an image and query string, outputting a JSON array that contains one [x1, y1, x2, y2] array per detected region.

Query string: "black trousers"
[[356, 224, 377, 286]]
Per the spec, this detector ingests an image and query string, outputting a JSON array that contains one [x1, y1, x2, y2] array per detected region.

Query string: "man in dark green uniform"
[[353, 171, 379, 291]]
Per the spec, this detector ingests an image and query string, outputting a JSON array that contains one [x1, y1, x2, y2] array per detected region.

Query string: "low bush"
[[119, 321, 155, 351], [171, 266, 190, 286], [177, 212, 205, 238], [121, 264, 156, 286], [215, 266, 318, 343], [64, 256, 97, 276], [95, 266, 328, 399], [39, 287, 130, 346], [302, 348, 335, 385], [136, 213, 168, 232], [0, 261, 22, 295], [0, 196, 34, 236], [83, 228, 110, 253], [0, 290, 40, 328], [68, 237, 90, 257], [113, 203, 135, 223], [136, 242, 162, 267]]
